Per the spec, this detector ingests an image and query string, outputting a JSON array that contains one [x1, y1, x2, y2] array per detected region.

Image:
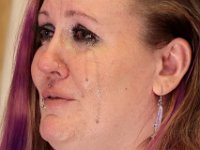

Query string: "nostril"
[[50, 71, 62, 76], [56, 63, 70, 79]]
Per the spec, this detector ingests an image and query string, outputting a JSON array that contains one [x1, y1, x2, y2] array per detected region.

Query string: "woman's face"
[[31, 0, 157, 149]]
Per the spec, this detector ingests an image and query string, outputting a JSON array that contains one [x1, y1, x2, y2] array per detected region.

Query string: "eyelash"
[[72, 24, 99, 45], [37, 23, 100, 46], [37, 23, 54, 45]]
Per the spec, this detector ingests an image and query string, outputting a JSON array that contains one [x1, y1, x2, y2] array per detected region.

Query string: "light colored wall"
[[0, 0, 12, 124], [0, 0, 27, 122], [0, 0, 11, 93]]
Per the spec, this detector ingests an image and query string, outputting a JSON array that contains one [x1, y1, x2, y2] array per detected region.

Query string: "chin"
[[39, 114, 88, 149], [39, 115, 77, 146]]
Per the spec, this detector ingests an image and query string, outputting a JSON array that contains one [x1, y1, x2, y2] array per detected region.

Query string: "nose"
[[37, 49, 69, 80]]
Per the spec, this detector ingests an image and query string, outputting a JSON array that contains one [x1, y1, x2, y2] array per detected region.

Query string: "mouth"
[[43, 96, 75, 101], [40, 90, 76, 110], [44, 96, 65, 101], [42, 91, 75, 102]]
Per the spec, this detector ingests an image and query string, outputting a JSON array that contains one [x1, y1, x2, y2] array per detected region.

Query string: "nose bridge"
[[45, 28, 71, 58], [39, 32, 60, 67], [47, 30, 63, 54]]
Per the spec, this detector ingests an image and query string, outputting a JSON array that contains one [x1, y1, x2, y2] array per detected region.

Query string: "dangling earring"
[[41, 98, 46, 109], [152, 96, 163, 138]]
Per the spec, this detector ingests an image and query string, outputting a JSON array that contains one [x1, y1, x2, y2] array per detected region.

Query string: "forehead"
[[40, 0, 132, 17]]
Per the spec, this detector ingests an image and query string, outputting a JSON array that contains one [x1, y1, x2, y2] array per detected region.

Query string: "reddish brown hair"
[[135, 0, 200, 149]]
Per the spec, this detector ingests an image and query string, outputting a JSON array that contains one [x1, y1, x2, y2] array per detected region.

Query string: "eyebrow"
[[38, 10, 98, 23]]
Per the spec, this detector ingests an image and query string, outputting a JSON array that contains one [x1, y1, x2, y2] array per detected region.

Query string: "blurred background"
[[0, 0, 27, 122]]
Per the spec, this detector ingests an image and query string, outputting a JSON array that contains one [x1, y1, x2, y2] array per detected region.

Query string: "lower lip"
[[44, 99, 74, 110]]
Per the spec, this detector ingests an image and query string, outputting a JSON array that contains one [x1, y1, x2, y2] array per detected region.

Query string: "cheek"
[[96, 54, 154, 94], [31, 51, 44, 90], [31, 55, 38, 85], [90, 47, 156, 115]]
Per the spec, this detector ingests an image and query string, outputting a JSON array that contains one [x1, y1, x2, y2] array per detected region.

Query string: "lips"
[[42, 90, 75, 101], [44, 96, 65, 101]]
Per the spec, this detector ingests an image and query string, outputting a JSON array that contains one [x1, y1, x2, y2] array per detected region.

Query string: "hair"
[[135, 0, 200, 149], [0, 0, 200, 150]]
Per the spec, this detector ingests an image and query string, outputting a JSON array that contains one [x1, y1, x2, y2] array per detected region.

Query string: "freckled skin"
[[31, 0, 157, 150]]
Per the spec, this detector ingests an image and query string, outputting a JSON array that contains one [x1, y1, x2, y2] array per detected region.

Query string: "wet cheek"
[[80, 60, 114, 96]]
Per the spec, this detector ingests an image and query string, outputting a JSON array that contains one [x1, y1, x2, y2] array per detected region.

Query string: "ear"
[[153, 38, 192, 95]]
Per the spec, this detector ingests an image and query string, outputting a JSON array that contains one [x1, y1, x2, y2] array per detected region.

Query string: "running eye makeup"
[[71, 23, 100, 45], [37, 23, 100, 46], [38, 23, 55, 45]]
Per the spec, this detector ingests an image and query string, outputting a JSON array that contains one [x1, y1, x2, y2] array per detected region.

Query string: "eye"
[[37, 23, 55, 45], [72, 24, 99, 45]]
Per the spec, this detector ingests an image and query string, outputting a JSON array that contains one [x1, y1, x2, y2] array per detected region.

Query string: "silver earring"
[[41, 98, 46, 109], [152, 96, 163, 138]]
